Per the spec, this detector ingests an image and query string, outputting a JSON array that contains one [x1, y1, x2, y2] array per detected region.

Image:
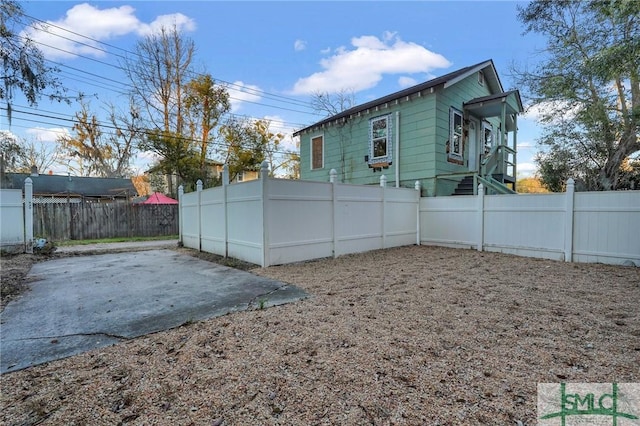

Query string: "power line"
[[10, 103, 310, 130], [2, 107, 301, 156], [21, 12, 321, 112]]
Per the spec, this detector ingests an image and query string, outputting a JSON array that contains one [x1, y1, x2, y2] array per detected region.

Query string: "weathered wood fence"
[[34, 202, 178, 240]]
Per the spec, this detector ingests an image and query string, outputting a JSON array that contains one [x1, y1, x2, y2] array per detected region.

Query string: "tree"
[[253, 119, 298, 177], [0, 131, 60, 174], [219, 117, 265, 182], [516, 176, 550, 193], [183, 74, 230, 169], [0, 0, 67, 122], [515, 0, 640, 191], [122, 25, 195, 193], [140, 129, 202, 194], [57, 100, 138, 177]]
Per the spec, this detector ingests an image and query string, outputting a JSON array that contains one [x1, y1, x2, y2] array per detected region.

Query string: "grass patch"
[[57, 235, 179, 246]]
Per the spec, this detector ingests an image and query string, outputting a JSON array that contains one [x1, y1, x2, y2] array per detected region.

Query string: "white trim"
[[368, 114, 393, 165], [443, 60, 502, 91]]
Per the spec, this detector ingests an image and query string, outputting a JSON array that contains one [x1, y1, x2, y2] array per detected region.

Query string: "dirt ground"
[[1, 245, 639, 425]]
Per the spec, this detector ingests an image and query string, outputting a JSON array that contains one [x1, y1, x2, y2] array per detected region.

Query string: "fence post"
[[222, 164, 229, 258], [564, 178, 575, 262], [331, 169, 339, 258], [196, 180, 203, 251], [178, 185, 184, 245], [24, 178, 33, 254], [380, 175, 387, 248], [477, 183, 484, 252], [260, 161, 270, 267], [415, 181, 421, 246]]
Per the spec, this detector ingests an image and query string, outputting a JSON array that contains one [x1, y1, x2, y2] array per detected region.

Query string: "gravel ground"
[[1, 245, 639, 425]]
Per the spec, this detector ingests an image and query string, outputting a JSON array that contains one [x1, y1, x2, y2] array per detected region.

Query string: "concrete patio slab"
[[0, 249, 307, 373]]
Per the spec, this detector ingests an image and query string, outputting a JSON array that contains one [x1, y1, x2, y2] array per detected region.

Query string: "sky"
[[3, 0, 549, 177]]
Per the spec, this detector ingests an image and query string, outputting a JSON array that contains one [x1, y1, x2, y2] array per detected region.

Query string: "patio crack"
[[247, 284, 290, 309]]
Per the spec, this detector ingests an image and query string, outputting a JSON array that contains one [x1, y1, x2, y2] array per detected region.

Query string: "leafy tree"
[[516, 176, 550, 193], [183, 74, 230, 169], [219, 117, 265, 182], [0, 0, 67, 122], [516, 0, 640, 191], [140, 130, 203, 194], [0, 130, 23, 173], [57, 100, 139, 177]]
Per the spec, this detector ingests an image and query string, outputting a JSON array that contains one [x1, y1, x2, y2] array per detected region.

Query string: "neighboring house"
[[294, 59, 524, 196], [5, 168, 138, 203]]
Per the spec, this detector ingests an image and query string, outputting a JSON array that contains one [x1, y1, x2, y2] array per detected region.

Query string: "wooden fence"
[[34, 202, 178, 240]]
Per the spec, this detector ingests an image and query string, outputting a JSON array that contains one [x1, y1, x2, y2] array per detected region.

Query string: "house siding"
[[298, 64, 516, 196], [299, 94, 439, 189], [431, 74, 494, 195]]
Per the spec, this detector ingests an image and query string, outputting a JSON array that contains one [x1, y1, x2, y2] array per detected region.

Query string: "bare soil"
[[1, 245, 639, 425]]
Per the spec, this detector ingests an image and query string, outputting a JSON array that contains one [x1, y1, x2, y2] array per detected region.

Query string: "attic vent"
[[478, 71, 485, 86]]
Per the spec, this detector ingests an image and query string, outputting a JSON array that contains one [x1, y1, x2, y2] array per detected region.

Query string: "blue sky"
[[4, 1, 547, 176]]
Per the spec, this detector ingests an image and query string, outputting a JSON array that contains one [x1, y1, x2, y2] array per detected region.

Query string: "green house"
[[294, 60, 524, 196]]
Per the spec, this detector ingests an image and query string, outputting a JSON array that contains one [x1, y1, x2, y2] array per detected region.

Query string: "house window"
[[237, 171, 244, 182], [483, 121, 493, 154], [311, 135, 323, 170], [478, 71, 485, 86], [368, 114, 393, 166], [449, 108, 463, 158]]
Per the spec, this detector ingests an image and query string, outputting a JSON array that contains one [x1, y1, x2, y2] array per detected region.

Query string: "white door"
[[468, 119, 479, 172]]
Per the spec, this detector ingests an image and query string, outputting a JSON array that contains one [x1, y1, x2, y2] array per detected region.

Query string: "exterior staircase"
[[453, 175, 475, 195]]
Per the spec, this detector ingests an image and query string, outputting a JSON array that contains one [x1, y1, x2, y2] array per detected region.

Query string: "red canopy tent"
[[142, 192, 178, 204]]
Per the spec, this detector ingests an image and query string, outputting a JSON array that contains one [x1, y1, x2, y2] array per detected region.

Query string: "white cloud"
[[320, 47, 331, 55], [291, 33, 451, 95], [225, 81, 262, 112], [398, 76, 417, 88], [25, 127, 69, 142], [23, 3, 195, 60], [294, 39, 307, 52], [138, 13, 196, 36]]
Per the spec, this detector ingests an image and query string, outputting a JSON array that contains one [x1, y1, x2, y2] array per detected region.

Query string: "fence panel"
[[181, 192, 200, 250], [334, 184, 384, 257], [33, 203, 178, 241], [483, 193, 566, 260], [266, 179, 334, 265], [420, 195, 477, 248], [573, 191, 640, 264], [0, 189, 25, 251], [384, 186, 420, 248], [226, 180, 264, 266], [199, 187, 226, 255]]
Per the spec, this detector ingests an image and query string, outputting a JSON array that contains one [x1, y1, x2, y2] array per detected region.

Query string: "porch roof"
[[463, 90, 523, 131]]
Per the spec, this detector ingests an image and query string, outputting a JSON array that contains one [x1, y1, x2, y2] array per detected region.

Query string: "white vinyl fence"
[[181, 169, 639, 267], [0, 178, 33, 253], [179, 164, 419, 267], [420, 179, 640, 265]]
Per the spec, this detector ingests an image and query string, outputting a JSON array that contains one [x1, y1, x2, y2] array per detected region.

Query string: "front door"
[[468, 118, 479, 172]]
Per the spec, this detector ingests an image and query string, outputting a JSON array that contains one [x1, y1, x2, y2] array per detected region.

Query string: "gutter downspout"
[[395, 111, 400, 187]]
